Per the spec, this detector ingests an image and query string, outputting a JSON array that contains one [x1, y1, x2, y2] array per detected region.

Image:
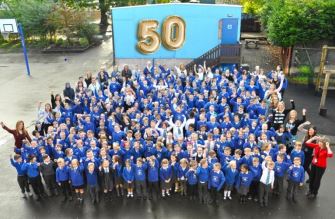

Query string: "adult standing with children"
[[1, 121, 31, 154], [305, 136, 333, 199]]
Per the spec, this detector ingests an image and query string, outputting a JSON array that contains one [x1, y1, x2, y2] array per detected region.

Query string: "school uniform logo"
[[212, 176, 219, 182], [293, 171, 299, 177], [242, 177, 248, 182]]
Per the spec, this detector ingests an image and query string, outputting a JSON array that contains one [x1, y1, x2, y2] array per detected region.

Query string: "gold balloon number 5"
[[137, 16, 186, 54]]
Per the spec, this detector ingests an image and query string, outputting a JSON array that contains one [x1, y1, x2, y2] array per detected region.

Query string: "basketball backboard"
[[0, 19, 18, 33]]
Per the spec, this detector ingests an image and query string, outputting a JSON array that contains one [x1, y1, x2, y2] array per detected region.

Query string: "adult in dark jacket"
[[122, 65, 132, 82], [63, 82, 75, 103]]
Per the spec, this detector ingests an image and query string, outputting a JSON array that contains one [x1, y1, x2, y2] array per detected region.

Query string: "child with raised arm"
[[10, 154, 32, 198]]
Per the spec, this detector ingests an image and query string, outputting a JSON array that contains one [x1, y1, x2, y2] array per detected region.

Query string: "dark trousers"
[[287, 180, 299, 200], [273, 176, 284, 194], [29, 175, 44, 196], [41, 123, 51, 136], [88, 185, 99, 202], [18, 175, 30, 193], [198, 182, 208, 202], [309, 164, 326, 196], [180, 180, 187, 195], [259, 183, 271, 205], [210, 188, 220, 203], [135, 180, 147, 198], [187, 184, 197, 197], [148, 181, 159, 199], [43, 174, 57, 191], [304, 154, 313, 178], [60, 181, 72, 198], [249, 181, 259, 199]]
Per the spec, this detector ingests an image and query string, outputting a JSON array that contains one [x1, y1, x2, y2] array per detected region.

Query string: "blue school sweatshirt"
[[134, 163, 147, 181], [122, 167, 135, 182], [10, 159, 26, 176], [178, 166, 189, 179], [148, 162, 159, 182], [196, 166, 210, 183], [69, 165, 84, 186], [274, 161, 290, 177], [236, 171, 254, 188], [56, 166, 70, 182], [186, 169, 198, 185], [250, 165, 262, 181], [86, 171, 98, 186], [287, 165, 305, 183], [209, 170, 225, 191], [22, 162, 39, 178], [160, 166, 172, 181], [290, 150, 305, 165], [224, 167, 239, 186]]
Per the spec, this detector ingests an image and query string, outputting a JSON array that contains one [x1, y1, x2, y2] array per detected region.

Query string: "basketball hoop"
[[1, 32, 10, 41]]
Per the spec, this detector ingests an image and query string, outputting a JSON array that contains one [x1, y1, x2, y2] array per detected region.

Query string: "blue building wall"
[[112, 3, 242, 59]]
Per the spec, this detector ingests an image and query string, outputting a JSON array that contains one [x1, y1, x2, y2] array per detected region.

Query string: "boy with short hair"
[[209, 163, 225, 206], [286, 157, 305, 203], [259, 160, 275, 207], [10, 154, 32, 198]]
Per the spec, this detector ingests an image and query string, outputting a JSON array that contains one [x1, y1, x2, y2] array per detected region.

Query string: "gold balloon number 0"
[[137, 16, 186, 54]]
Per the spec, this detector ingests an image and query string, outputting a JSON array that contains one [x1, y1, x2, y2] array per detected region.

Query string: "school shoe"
[[253, 198, 258, 202], [306, 179, 310, 183], [22, 193, 27, 198], [227, 196, 232, 200], [130, 194, 134, 198], [223, 196, 227, 200], [307, 194, 316, 200], [127, 194, 130, 198], [162, 193, 166, 198], [166, 192, 171, 197], [27, 192, 33, 197]]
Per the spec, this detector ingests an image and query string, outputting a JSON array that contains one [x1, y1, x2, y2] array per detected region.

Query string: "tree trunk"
[[281, 46, 292, 75], [99, 0, 108, 28]]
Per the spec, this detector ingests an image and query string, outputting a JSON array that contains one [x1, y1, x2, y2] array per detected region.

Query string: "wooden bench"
[[245, 39, 259, 49]]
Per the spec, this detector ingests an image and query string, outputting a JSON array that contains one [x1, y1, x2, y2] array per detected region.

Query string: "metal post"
[[111, 10, 116, 66], [315, 45, 328, 93], [17, 23, 31, 76], [152, 58, 155, 74], [319, 71, 331, 116]]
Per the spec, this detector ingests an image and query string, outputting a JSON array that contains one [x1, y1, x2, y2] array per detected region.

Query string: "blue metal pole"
[[17, 23, 31, 76]]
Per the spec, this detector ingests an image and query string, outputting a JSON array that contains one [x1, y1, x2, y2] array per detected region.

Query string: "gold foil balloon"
[[162, 16, 186, 50], [137, 20, 161, 54]]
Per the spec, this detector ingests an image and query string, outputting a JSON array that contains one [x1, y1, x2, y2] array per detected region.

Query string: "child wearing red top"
[[305, 136, 333, 199]]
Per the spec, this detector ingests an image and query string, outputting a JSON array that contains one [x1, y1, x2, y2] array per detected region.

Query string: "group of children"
[[8, 62, 309, 207]]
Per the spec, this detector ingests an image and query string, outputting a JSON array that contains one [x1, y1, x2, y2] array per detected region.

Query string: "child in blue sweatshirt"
[[177, 158, 189, 196], [112, 155, 123, 197], [148, 156, 159, 200], [186, 160, 198, 200], [160, 158, 172, 197], [197, 159, 210, 204], [274, 154, 290, 196], [236, 164, 254, 204], [10, 154, 32, 198], [22, 155, 45, 201], [134, 157, 148, 199], [224, 160, 239, 200], [69, 159, 85, 204], [249, 157, 262, 201], [290, 142, 305, 166], [286, 157, 305, 203], [122, 159, 135, 198], [56, 158, 72, 202], [99, 159, 114, 201], [209, 163, 225, 205], [86, 162, 99, 204]]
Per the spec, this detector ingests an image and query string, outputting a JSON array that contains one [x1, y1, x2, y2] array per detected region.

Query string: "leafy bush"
[[77, 23, 99, 44], [56, 38, 64, 46], [79, 38, 89, 47], [298, 65, 313, 76]]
